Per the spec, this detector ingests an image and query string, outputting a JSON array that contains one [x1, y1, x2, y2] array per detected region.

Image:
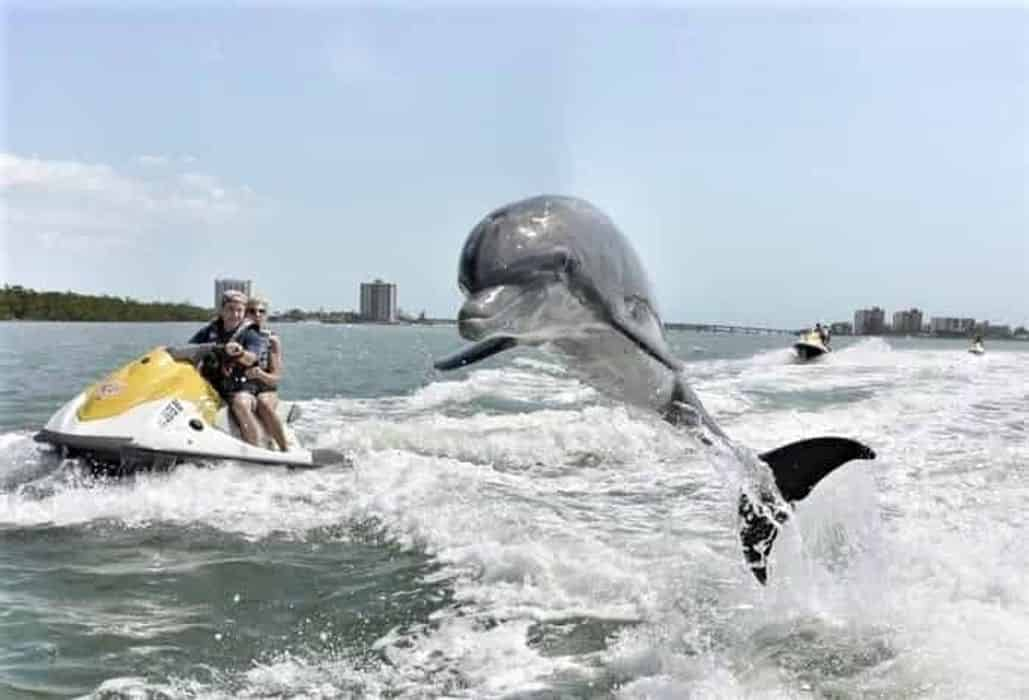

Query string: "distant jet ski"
[[793, 330, 831, 360], [34, 345, 348, 474], [968, 341, 985, 355]]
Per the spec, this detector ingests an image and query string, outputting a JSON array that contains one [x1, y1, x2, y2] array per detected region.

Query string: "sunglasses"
[[248, 308, 267, 315]]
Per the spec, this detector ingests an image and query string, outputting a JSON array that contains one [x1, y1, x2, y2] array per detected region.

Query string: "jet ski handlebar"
[[166, 343, 225, 362]]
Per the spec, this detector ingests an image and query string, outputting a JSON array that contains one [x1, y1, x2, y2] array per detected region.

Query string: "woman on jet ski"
[[188, 290, 268, 446], [244, 295, 289, 452]]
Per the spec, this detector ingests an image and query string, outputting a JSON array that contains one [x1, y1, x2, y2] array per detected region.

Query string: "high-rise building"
[[930, 317, 976, 335], [360, 279, 398, 322], [892, 308, 924, 334], [214, 278, 252, 307], [854, 307, 886, 335]]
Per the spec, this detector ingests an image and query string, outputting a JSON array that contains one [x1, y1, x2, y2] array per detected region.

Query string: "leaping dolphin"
[[434, 195, 875, 584]]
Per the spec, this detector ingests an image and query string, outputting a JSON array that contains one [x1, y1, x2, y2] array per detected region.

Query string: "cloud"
[[2, 153, 141, 199], [136, 154, 199, 167], [136, 154, 170, 167], [1, 152, 258, 249]]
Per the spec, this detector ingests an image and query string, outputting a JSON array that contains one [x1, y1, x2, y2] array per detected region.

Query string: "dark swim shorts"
[[214, 376, 260, 401]]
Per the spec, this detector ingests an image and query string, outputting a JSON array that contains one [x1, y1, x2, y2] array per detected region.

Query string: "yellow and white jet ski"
[[793, 330, 831, 360], [34, 344, 348, 474]]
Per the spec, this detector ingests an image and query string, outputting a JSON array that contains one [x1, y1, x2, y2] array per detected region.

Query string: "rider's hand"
[[245, 367, 262, 380], [225, 341, 243, 357]]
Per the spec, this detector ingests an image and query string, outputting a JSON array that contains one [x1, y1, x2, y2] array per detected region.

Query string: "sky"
[[2, 3, 1026, 327]]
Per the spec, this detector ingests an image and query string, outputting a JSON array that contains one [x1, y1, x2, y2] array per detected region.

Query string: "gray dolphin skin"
[[434, 195, 875, 585]]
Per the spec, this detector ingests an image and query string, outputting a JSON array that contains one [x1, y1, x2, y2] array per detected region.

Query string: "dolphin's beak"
[[434, 285, 536, 371], [434, 335, 518, 371]]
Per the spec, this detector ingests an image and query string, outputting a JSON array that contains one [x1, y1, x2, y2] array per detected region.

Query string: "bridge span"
[[665, 323, 801, 336]]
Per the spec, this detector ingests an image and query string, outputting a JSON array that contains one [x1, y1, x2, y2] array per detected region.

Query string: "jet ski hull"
[[793, 332, 830, 360], [793, 342, 827, 360]]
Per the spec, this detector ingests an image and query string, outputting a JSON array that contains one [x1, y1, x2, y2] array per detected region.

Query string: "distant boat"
[[793, 330, 830, 360], [968, 340, 985, 355]]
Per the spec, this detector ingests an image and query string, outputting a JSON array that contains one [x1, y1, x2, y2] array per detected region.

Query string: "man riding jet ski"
[[34, 343, 348, 474], [34, 341, 347, 473], [793, 323, 831, 360], [188, 289, 272, 448], [35, 290, 346, 474]]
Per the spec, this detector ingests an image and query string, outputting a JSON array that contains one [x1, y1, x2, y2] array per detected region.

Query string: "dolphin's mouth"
[[433, 335, 519, 371], [435, 285, 536, 371], [436, 282, 574, 371], [455, 285, 533, 341]]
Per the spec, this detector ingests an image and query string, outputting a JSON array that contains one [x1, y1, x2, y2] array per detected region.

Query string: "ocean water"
[[1, 322, 1026, 699]]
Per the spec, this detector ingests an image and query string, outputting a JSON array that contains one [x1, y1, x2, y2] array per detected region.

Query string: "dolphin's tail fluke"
[[739, 437, 876, 584]]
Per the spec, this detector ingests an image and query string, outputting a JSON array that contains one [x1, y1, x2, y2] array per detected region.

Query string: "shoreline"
[[1, 318, 1025, 341]]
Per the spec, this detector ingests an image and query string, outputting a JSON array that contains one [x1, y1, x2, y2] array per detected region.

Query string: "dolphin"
[[434, 195, 875, 585]]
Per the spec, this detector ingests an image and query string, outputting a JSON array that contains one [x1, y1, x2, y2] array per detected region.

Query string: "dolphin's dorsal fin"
[[759, 437, 876, 502], [740, 437, 876, 584]]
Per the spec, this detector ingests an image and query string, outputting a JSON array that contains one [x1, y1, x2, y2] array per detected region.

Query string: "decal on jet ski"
[[158, 399, 183, 427], [97, 380, 126, 399]]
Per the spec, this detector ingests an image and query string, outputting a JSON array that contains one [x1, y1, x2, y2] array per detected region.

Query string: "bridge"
[[664, 322, 801, 336], [411, 319, 803, 336]]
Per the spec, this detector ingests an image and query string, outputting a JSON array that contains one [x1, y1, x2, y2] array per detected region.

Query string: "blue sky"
[[2, 4, 1026, 327]]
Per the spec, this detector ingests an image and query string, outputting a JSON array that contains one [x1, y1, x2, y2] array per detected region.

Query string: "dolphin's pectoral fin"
[[662, 377, 726, 442], [740, 437, 876, 584], [608, 314, 683, 372], [561, 262, 682, 373], [434, 336, 518, 371]]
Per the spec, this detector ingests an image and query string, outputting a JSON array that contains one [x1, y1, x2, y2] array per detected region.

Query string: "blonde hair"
[[246, 294, 269, 310]]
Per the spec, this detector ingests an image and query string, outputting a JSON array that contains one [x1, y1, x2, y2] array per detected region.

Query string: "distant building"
[[830, 321, 853, 336], [214, 278, 252, 307], [854, 307, 886, 335], [977, 322, 1012, 338], [930, 317, 976, 335], [892, 308, 924, 335], [360, 279, 398, 322]]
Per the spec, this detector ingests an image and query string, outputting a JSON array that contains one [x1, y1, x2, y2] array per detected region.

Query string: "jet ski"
[[793, 330, 831, 360], [968, 341, 985, 355], [34, 344, 348, 474]]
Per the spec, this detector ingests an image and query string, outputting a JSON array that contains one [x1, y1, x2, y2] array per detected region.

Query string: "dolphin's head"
[[436, 195, 681, 374], [455, 197, 585, 345]]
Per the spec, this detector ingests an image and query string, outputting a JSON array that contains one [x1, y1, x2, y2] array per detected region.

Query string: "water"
[[1, 322, 1026, 698]]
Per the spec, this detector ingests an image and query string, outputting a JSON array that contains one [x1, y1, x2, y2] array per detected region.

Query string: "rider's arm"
[[245, 328, 269, 367], [188, 324, 211, 344], [262, 336, 283, 386]]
